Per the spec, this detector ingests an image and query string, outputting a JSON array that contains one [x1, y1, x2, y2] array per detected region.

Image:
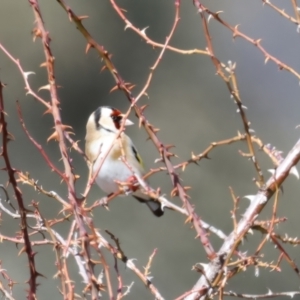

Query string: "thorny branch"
[[57, 0, 217, 260], [0, 0, 299, 299], [0, 83, 39, 299], [27, 1, 102, 298]]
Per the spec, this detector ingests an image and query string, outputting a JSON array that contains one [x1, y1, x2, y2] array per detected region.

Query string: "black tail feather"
[[133, 195, 164, 217]]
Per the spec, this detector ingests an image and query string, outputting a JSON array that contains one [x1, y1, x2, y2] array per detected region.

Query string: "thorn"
[[138, 117, 145, 128], [170, 187, 178, 197], [18, 246, 26, 256], [127, 84, 136, 91], [23, 71, 36, 79], [58, 206, 72, 216], [38, 84, 51, 92], [184, 186, 192, 191], [32, 28, 42, 41], [165, 144, 175, 150], [43, 107, 52, 115], [109, 85, 119, 93], [35, 271, 46, 279], [290, 166, 299, 179], [68, 11, 73, 22], [140, 104, 149, 113], [244, 195, 256, 202], [215, 11, 224, 16], [40, 62, 48, 68], [268, 169, 275, 175], [141, 26, 149, 36], [255, 39, 262, 45], [124, 22, 132, 31], [78, 15, 89, 21], [264, 56, 270, 64], [191, 152, 198, 161], [194, 233, 201, 239], [185, 215, 193, 224], [7, 132, 15, 142], [61, 124, 73, 132], [47, 131, 59, 142], [233, 24, 240, 38], [166, 151, 177, 158], [154, 158, 163, 163], [100, 65, 108, 73], [85, 43, 93, 54], [181, 162, 188, 172]]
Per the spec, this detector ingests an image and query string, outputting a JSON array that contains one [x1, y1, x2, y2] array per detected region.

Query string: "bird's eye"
[[111, 115, 122, 123], [111, 113, 123, 129]]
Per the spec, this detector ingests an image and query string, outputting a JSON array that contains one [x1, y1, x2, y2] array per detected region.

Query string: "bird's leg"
[[116, 175, 140, 195], [126, 175, 139, 192]]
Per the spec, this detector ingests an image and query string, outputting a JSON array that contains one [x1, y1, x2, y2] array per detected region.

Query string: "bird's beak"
[[122, 115, 134, 126]]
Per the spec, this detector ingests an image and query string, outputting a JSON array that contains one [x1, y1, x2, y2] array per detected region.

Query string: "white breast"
[[91, 136, 135, 195]]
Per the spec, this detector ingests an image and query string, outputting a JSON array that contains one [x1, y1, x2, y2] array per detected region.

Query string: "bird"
[[85, 106, 164, 217]]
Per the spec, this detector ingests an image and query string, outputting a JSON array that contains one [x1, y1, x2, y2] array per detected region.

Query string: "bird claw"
[[116, 175, 140, 194], [123, 187, 132, 196]]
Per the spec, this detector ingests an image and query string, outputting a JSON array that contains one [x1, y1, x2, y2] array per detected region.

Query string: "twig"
[[0, 82, 39, 299], [184, 137, 300, 300]]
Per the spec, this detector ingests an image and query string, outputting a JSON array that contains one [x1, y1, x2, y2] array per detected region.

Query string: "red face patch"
[[110, 109, 123, 129]]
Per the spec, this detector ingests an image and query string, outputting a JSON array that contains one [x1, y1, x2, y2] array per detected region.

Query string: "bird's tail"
[[132, 190, 164, 217]]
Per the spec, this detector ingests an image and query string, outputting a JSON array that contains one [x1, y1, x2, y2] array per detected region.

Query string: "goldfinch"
[[85, 106, 164, 217]]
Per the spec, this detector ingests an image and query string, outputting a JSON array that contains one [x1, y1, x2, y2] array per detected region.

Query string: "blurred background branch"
[[0, 0, 300, 299]]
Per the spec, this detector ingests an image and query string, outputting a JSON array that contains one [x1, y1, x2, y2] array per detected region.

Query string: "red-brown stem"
[[0, 83, 38, 299]]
